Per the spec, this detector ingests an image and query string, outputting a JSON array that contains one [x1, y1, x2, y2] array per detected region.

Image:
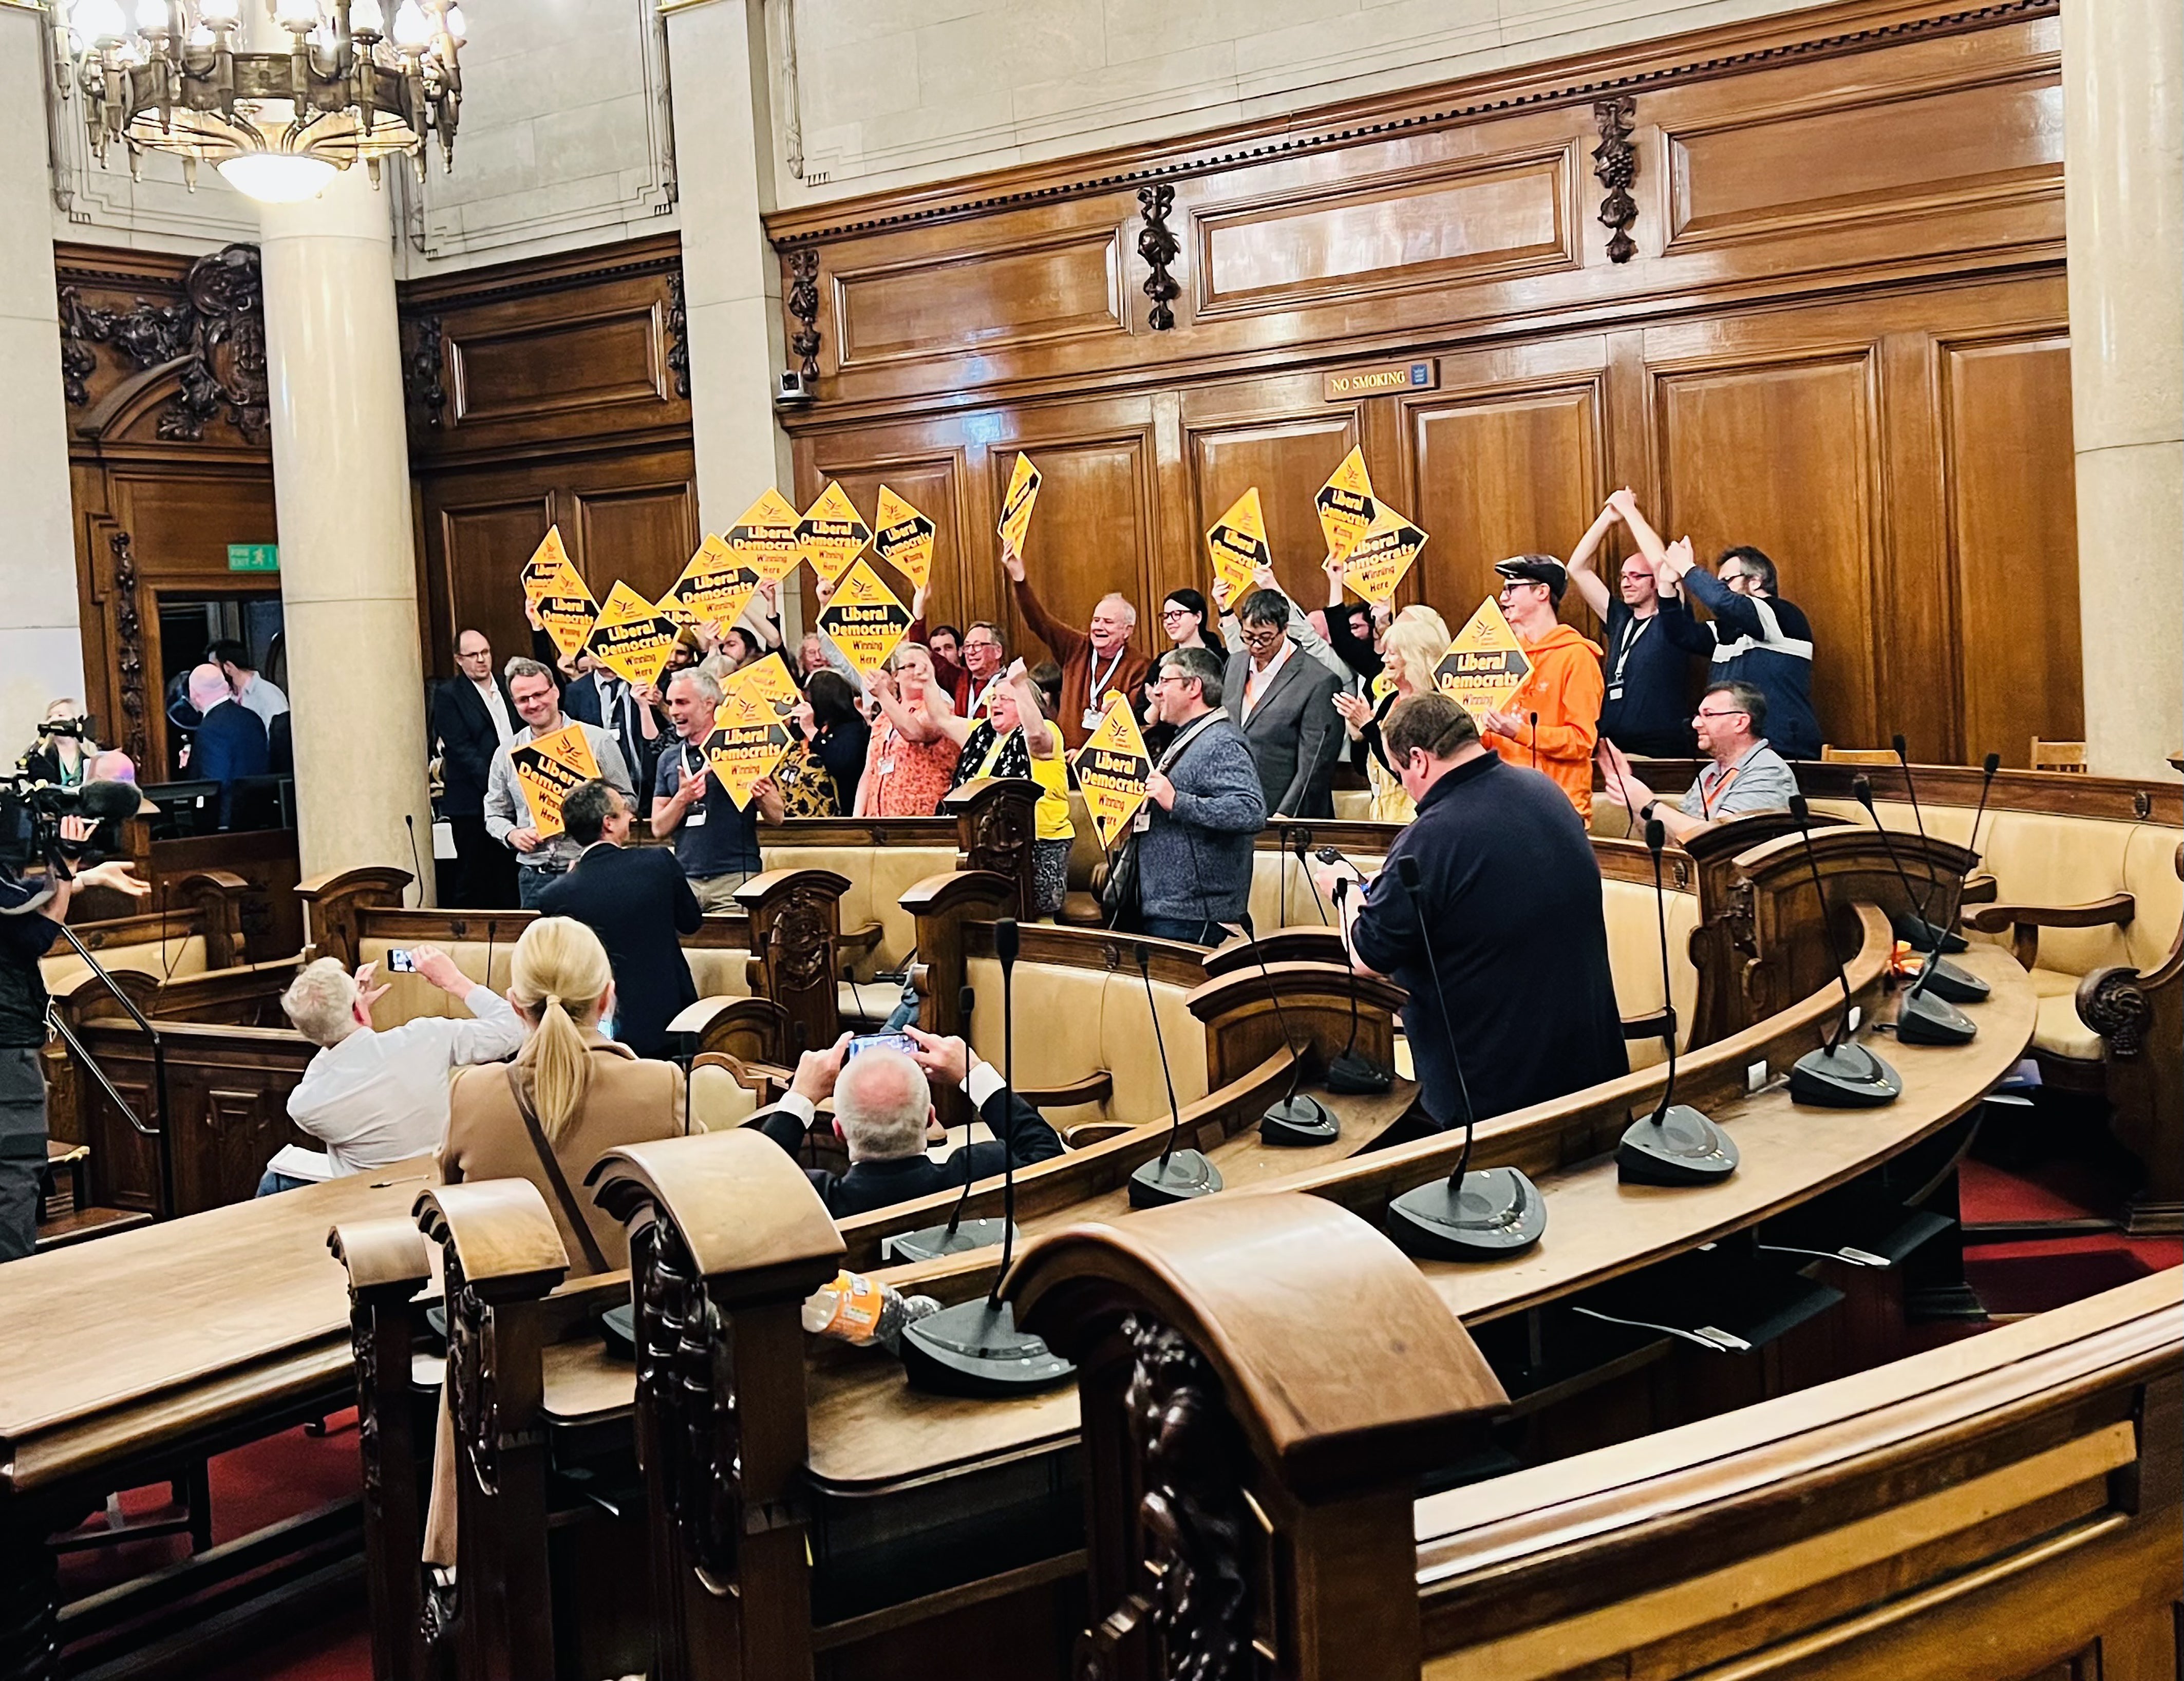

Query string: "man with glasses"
[[1594, 679, 1797, 841], [1650, 537, 1822, 761], [1222, 588, 1343, 820], [483, 658, 636, 908], [1479, 557, 1605, 820], [431, 628, 518, 907], [1000, 537, 1152, 747], [1134, 648, 1267, 945], [955, 622, 1009, 718]]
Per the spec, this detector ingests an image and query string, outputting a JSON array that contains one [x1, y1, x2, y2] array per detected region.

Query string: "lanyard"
[[1699, 761, 1742, 819], [1610, 612, 1652, 687], [1085, 646, 1126, 701]]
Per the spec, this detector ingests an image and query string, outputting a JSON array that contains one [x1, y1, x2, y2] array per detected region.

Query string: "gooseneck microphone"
[[1529, 711, 1540, 772], [1965, 751, 2003, 865], [1291, 828, 1330, 926], [1853, 776, 1989, 1014], [404, 813, 422, 908], [1888, 734, 1967, 954], [1235, 908, 1342, 1146], [901, 918, 1076, 1395], [884, 981, 1010, 1262], [1785, 796, 1903, 1108], [1383, 854, 1547, 1258], [1311, 843, 1394, 1096], [1127, 941, 1223, 1205], [1616, 818, 1739, 1184]]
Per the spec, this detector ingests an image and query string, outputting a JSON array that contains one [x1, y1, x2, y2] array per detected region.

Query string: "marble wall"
[[767, 0, 1828, 205]]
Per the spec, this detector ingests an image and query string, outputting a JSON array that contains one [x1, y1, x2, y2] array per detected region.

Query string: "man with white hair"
[[262, 943, 525, 1195], [752, 1026, 1063, 1218], [651, 666, 785, 912], [182, 662, 268, 827], [999, 537, 1151, 749]]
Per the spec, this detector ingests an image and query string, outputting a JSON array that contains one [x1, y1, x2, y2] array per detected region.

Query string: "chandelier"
[[55, 0, 466, 204]]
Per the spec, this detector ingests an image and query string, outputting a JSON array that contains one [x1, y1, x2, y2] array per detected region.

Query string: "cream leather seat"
[[41, 933, 210, 997]]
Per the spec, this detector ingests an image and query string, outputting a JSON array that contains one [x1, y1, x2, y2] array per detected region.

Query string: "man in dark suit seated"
[[182, 663, 269, 828], [534, 780, 699, 1059], [430, 629, 518, 907], [751, 1026, 1063, 1219]]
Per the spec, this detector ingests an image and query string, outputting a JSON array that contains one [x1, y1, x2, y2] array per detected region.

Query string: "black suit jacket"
[[563, 672, 660, 792], [191, 699, 269, 826], [757, 1083, 1064, 1219], [535, 843, 700, 1058], [432, 674, 514, 814]]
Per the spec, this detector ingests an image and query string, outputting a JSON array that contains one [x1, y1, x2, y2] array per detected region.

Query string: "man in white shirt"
[[208, 638, 290, 727], [260, 944, 525, 1193]]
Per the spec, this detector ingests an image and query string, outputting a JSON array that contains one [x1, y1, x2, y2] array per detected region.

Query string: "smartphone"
[[386, 949, 417, 973], [845, 1031, 916, 1061]]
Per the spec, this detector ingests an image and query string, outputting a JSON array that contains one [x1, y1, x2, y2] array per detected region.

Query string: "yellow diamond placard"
[[1343, 504, 1428, 605], [510, 721, 599, 839], [1072, 695, 1154, 851], [586, 580, 682, 689], [521, 527, 598, 659], [666, 535, 764, 632], [1205, 486, 1270, 605], [817, 559, 913, 676], [872, 484, 936, 593], [1433, 598, 1534, 722], [996, 452, 1042, 553], [705, 654, 801, 809], [1315, 447, 1378, 564], [797, 483, 872, 583], [724, 489, 806, 583]]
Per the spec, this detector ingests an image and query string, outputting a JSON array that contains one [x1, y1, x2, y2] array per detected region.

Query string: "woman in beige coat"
[[424, 915, 691, 1573]]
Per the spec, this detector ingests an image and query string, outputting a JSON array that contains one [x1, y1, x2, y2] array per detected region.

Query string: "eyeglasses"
[[1692, 707, 1749, 722], [1160, 607, 1195, 620]]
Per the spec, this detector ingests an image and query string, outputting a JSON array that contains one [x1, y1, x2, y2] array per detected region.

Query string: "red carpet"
[[1960, 1155, 2182, 1315]]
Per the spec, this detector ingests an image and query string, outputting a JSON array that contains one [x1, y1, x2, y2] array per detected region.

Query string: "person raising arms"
[[854, 643, 963, 817], [1000, 535, 1152, 749], [940, 658, 1077, 917], [1566, 490, 1698, 759]]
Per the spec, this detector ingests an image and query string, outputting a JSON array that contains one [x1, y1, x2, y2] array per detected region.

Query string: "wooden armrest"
[[1964, 893, 2134, 934], [1959, 872, 1999, 906], [1063, 1121, 1134, 1148], [839, 921, 883, 956], [1015, 1070, 1114, 1111], [1620, 1008, 1673, 1041]]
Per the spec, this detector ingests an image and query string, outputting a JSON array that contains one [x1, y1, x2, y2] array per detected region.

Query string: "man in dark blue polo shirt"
[[650, 668, 784, 911], [1567, 491, 1699, 759], [1326, 693, 1626, 1129]]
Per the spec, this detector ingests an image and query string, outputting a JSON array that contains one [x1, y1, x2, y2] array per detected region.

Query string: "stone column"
[[256, 168, 436, 892], [2063, 0, 2182, 778], [0, 3, 88, 759], [663, 0, 800, 626]]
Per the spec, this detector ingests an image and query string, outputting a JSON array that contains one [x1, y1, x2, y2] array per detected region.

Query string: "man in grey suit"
[[1223, 589, 1344, 820]]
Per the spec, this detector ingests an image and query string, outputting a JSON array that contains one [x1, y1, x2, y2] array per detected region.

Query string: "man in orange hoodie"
[[1480, 556, 1604, 819]]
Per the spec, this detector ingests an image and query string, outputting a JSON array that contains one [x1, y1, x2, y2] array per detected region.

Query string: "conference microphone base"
[[1617, 1105, 1740, 1186], [1896, 989, 1978, 1046], [1790, 1042, 1903, 1108], [1386, 1166, 1546, 1260], [882, 1217, 1016, 1265], [1325, 1051, 1394, 1096], [1892, 911, 1969, 955], [899, 1298, 1076, 1397], [1127, 1148, 1223, 1208], [1911, 953, 1990, 1005], [1260, 1092, 1341, 1147]]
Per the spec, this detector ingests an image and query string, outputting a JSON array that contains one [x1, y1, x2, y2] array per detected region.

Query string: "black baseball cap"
[[1494, 556, 1567, 602]]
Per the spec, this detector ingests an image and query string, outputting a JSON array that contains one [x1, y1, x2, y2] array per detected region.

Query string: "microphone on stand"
[[1291, 828, 1330, 926], [1529, 711, 1540, 773], [1785, 796, 1903, 1108], [883, 984, 1009, 1262], [1617, 818, 1739, 1184], [1853, 776, 1989, 1012], [1965, 751, 2003, 865], [1234, 908, 1341, 1146], [901, 918, 1076, 1396], [1888, 734, 1967, 954], [1127, 941, 1222, 1206], [1311, 845, 1393, 1095], [1383, 855, 1546, 1258]]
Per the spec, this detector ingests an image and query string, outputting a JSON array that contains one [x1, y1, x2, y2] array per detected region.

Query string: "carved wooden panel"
[[1941, 332, 2082, 767], [1653, 351, 1882, 750], [1405, 377, 1606, 629], [438, 495, 555, 682], [1182, 392, 1363, 610], [1194, 146, 1576, 318], [449, 304, 669, 426], [1666, 67, 2064, 251], [571, 481, 702, 606], [832, 227, 1126, 368], [107, 469, 279, 584]]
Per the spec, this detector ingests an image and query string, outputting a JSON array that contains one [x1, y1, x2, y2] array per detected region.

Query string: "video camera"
[[35, 714, 93, 742], [0, 774, 142, 875]]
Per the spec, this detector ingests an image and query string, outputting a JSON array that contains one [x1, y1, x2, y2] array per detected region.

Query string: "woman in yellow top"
[[1332, 606, 1452, 823], [943, 658, 1076, 917]]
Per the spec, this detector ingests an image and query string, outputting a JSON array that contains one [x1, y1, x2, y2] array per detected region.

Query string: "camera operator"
[[17, 701, 101, 789], [0, 847, 148, 1260]]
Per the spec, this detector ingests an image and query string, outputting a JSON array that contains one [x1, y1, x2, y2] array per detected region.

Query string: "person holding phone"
[[749, 1027, 1063, 1218]]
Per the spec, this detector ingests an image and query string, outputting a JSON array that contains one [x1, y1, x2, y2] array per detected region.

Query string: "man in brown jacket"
[[1000, 537, 1152, 748]]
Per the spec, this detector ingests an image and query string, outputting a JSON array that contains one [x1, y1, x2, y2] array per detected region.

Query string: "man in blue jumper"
[[1135, 647, 1267, 946]]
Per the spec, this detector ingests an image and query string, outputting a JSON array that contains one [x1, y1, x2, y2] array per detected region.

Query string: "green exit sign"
[[227, 543, 278, 573]]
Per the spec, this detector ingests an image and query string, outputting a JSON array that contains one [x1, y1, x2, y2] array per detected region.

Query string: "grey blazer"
[[1221, 644, 1344, 819]]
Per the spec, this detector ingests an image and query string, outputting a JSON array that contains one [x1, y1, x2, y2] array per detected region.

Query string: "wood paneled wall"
[[401, 234, 696, 682], [765, 0, 2081, 766]]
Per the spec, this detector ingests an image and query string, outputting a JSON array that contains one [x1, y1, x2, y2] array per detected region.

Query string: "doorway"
[[155, 592, 286, 781]]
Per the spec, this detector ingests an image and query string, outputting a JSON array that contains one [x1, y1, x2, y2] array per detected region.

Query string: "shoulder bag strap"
[[503, 1063, 611, 1274]]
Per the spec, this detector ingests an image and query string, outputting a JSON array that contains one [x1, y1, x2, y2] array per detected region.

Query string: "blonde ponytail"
[[509, 917, 613, 1144]]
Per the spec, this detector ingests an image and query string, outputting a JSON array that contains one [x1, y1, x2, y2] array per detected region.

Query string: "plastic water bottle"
[[802, 1271, 940, 1352]]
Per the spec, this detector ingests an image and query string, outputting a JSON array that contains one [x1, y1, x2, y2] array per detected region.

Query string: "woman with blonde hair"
[[425, 915, 691, 1573], [1332, 605, 1452, 823]]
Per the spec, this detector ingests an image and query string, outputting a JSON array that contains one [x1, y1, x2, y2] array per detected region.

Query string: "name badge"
[[1606, 684, 1624, 702], [1132, 806, 1152, 834], [1081, 708, 1104, 731], [684, 808, 706, 827], [876, 756, 896, 776]]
